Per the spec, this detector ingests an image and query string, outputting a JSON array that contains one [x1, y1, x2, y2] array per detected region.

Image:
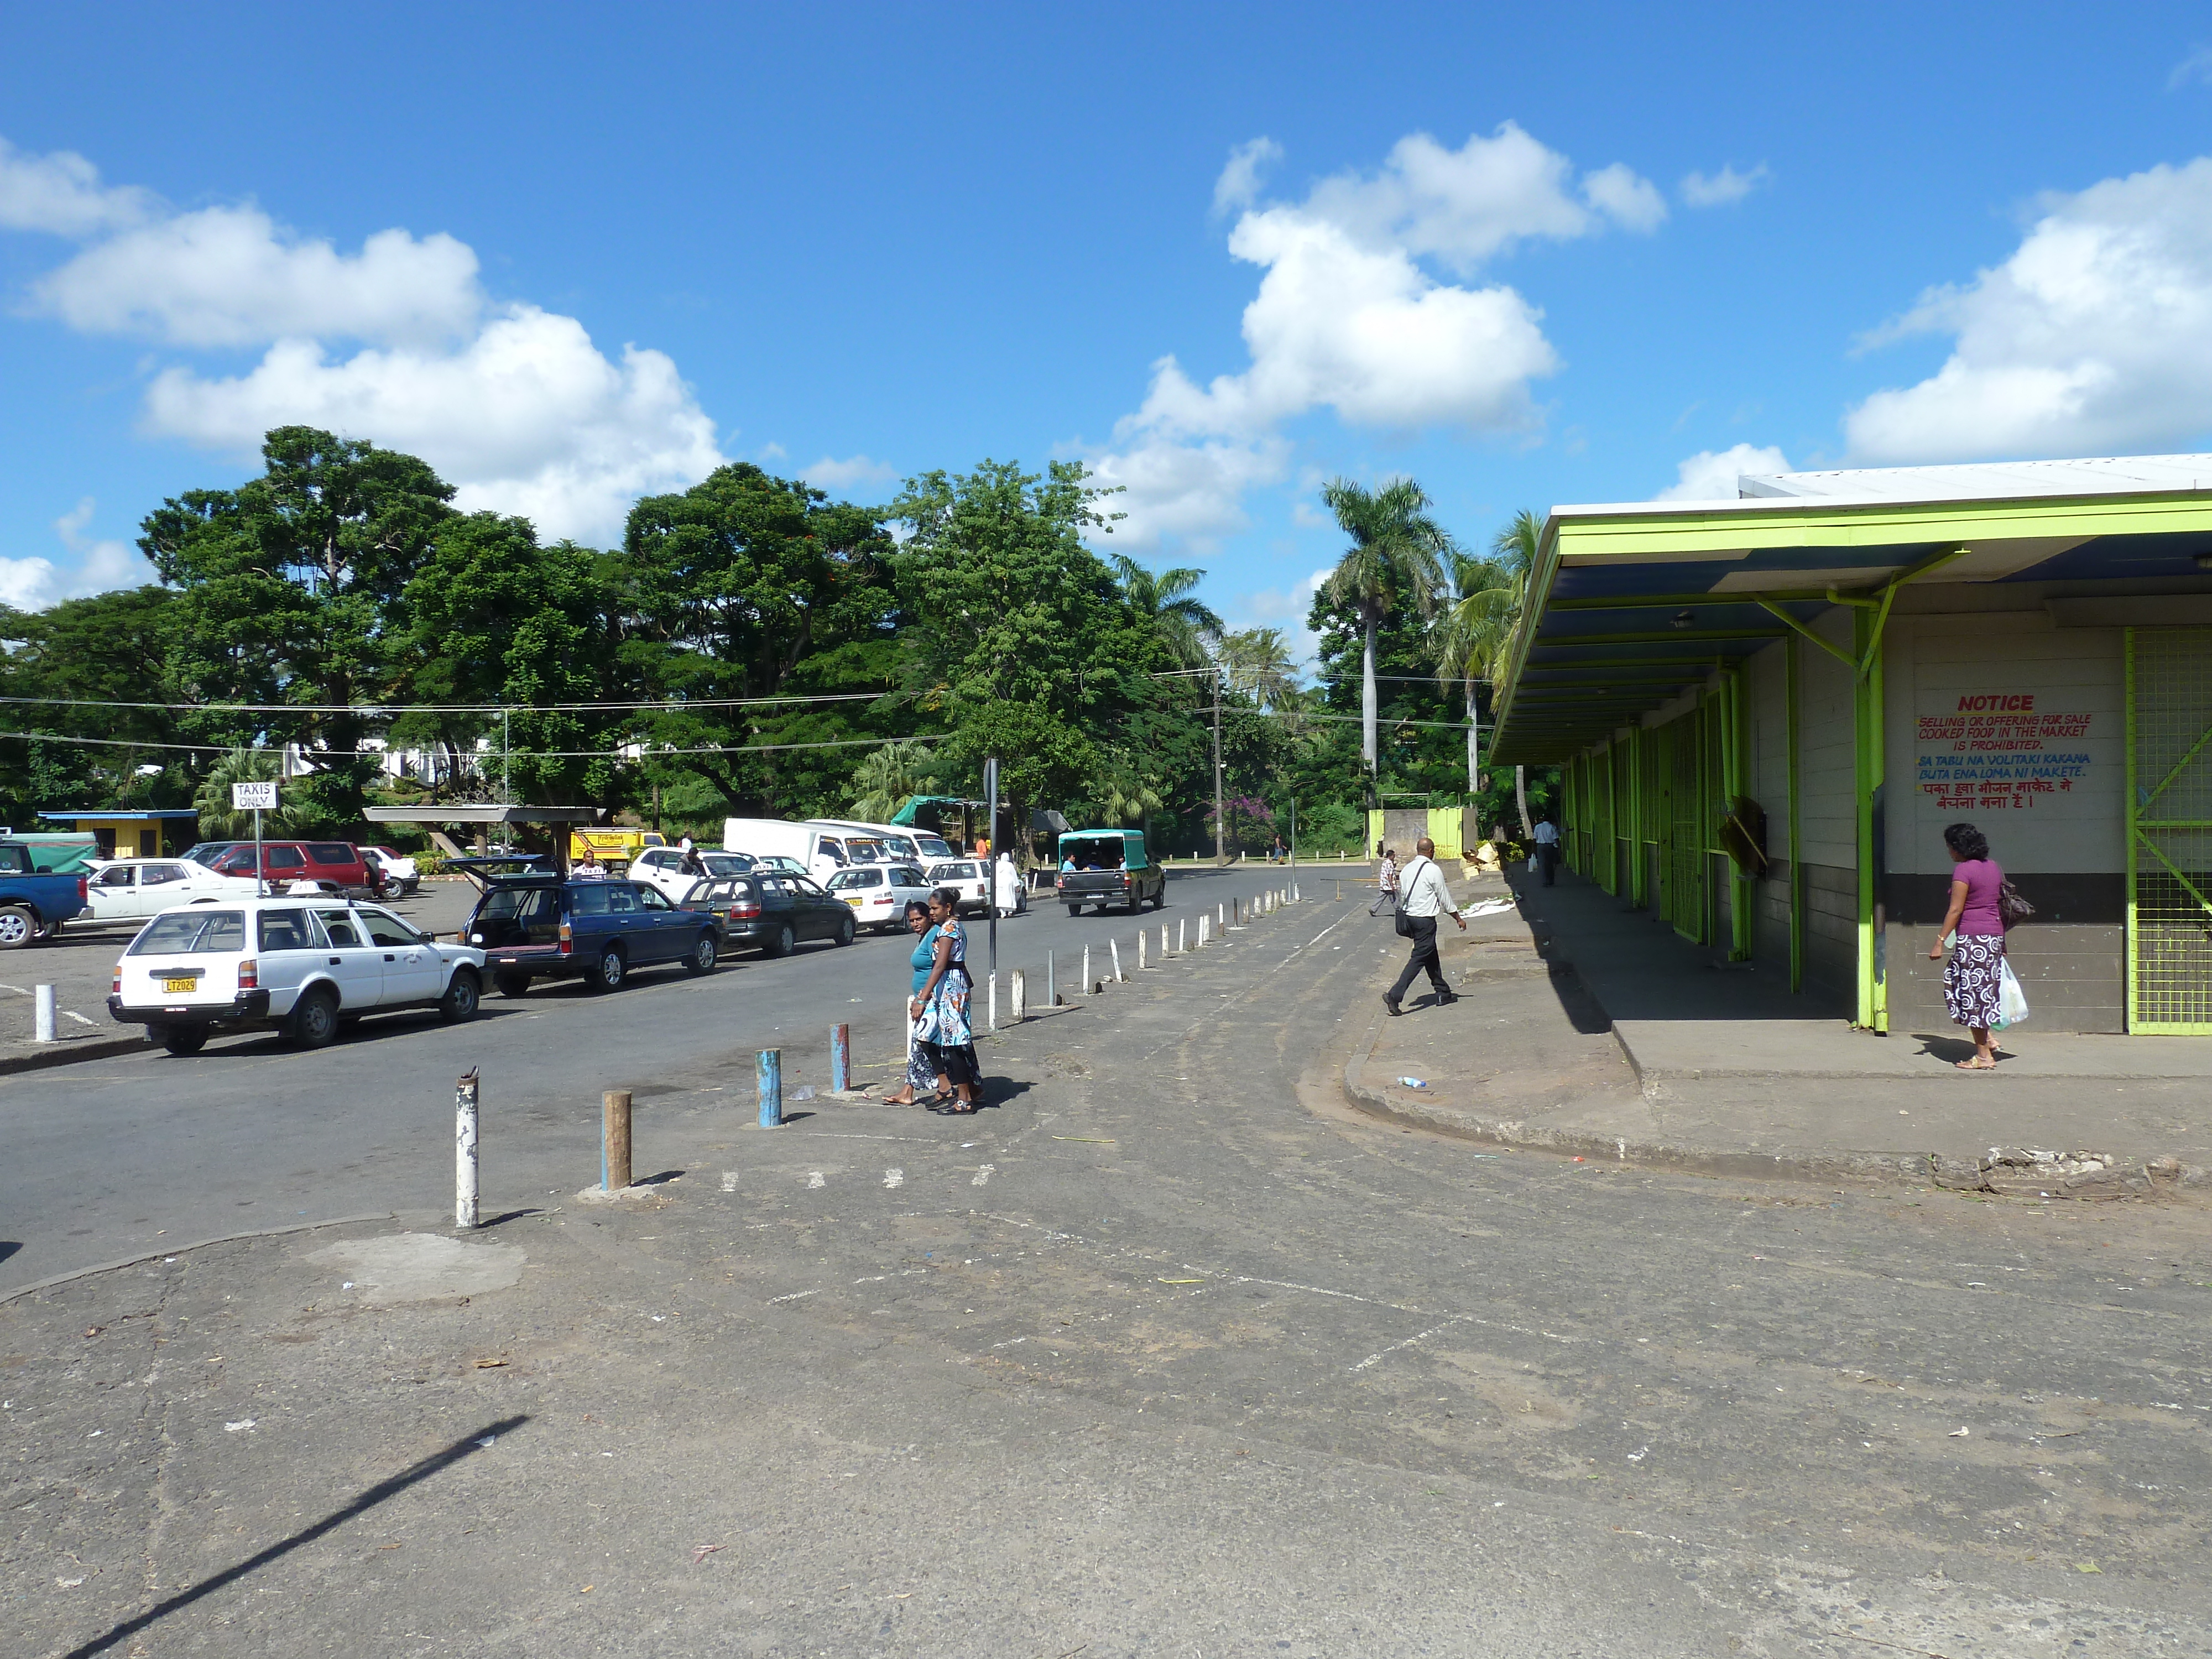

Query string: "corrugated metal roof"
[[1736, 452, 2212, 503]]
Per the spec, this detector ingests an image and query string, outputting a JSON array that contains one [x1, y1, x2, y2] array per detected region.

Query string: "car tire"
[[1066, 904, 1082, 918], [684, 932, 718, 975], [493, 970, 530, 999], [161, 1025, 209, 1057], [834, 915, 855, 948], [0, 906, 36, 950], [766, 924, 797, 958], [439, 968, 481, 1021], [35, 916, 62, 940], [289, 988, 340, 1048], [588, 945, 627, 991]]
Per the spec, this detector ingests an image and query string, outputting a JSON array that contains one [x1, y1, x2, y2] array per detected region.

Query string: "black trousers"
[[1389, 914, 1449, 1003], [1537, 843, 1559, 885]]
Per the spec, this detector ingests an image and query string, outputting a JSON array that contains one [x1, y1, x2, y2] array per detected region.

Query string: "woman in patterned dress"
[[1929, 821, 2008, 1070], [884, 901, 950, 1107], [910, 887, 980, 1112]]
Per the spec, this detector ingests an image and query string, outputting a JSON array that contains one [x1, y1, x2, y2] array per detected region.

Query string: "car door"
[[254, 907, 324, 1014], [601, 881, 650, 961], [88, 863, 140, 919], [789, 877, 841, 940], [632, 883, 688, 961], [135, 862, 196, 915], [307, 905, 388, 1010], [355, 904, 444, 1003]]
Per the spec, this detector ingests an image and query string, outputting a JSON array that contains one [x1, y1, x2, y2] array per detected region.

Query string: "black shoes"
[[1437, 991, 1459, 1005], [1382, 994, 1404, 1017]]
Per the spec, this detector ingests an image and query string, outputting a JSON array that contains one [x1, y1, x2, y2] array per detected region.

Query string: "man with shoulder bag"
[[1383, 837, 1464, 1016]]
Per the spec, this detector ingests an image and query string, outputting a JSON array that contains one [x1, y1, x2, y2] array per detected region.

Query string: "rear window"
[[132, 910, 246, 954], [478, 889, 556, 926], [569, 884, 611, 916], [306, 843, 355, 864], [258, 911, 320, 951], [828, 869, 881, 890]]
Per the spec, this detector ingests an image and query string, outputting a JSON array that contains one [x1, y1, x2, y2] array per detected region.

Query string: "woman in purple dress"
[[1928, 821, 2008, 1070]]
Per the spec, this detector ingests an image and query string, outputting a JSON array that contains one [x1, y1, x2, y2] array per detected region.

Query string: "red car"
[[210, 840, 383, 899]]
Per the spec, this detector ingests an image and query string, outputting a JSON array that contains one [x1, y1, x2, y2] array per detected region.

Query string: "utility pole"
[[1211, 667, 1225, 865], [500, 707, 511, 804]]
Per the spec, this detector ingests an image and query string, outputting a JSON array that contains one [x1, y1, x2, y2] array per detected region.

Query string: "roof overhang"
[[1490, 487, 2212, 764], [363, 804, 604, 825]]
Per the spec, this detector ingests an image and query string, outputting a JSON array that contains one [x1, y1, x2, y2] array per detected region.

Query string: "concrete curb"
[[0, 1212, 396, 1306], [1338, 998, 2207, 1200], [0, 1032, 153, 1077]]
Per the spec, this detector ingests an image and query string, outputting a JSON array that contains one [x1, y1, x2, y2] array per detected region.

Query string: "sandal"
[[1954, 1057, 1997, 1070]]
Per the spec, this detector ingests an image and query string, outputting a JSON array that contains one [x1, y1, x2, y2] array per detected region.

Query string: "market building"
[[1488, 453, 2212, 1037]]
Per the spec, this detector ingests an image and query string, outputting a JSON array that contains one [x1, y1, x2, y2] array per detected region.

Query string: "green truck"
[[1053, 828, 1166, 916]]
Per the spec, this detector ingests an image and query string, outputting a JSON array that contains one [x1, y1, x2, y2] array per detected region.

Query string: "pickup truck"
[[0, 841, 90, 946], [1054, 828, 1166, 916]]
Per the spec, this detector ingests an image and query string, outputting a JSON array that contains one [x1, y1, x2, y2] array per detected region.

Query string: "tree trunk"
[[1361, 617, 1379, 775], [1464, 676, 1479, 794], [1515, 765, 1531, 838]]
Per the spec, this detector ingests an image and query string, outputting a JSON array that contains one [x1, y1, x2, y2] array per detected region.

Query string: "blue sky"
[[7, 3, 2212, 661]]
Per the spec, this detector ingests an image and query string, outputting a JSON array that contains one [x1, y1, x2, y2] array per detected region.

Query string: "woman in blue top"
[[884, 901, 949, 1106], [911, 886, 980, 1112], [1929, 821, 2009, 1070]]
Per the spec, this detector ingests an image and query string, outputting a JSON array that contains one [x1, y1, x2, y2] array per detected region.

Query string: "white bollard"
[[1110, 939, 1124, 983], [1218, 901, 1227, 929], [1137, 930, 1148, 971], [1160, 922, 1170, 958], [1177, 918, 1187, 954], [989, 970, 998, 1032], [33, 983, 55, 1044], [1083, 943, 1092, 994], [1010, 968, 1026, 1023], [455, 1068, 479, 1230], [1198, 914, 1209, 947]]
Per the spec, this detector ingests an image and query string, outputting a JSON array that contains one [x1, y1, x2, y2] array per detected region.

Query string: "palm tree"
[[1318, 477, 1452, 775], [1217, 626, 1300, 713], [1109, 553, 1223, 670], [1431, 508, 1541, 834], [848, 739, 935, 823], [194, 748, 292, 838]]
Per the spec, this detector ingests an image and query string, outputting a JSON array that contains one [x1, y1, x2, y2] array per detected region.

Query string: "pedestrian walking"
[[1383, 837, 1464, 1016], [993, 851, 1024, 917], [884, 900, 951, 1106], [911, 886, 981, 1111], [1929, 821, 2022, 1071], [1532, 813, 1560, 885], [1369, 847, 1400, 916]]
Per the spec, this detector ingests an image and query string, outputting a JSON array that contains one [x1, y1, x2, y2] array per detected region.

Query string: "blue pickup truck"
[[456, 860, 722, 995], [0, 841, 89, 947]]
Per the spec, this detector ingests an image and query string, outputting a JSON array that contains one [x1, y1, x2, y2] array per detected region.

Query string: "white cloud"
[[1213, 137, 1281, 217], [0, 137, 154, 236], [1088, 126, 1657, 546], [1655, 443, 1791, 501], [34, 206, 482, 347], [800, 454, 897, 493], [1227, 565, 1334, 671], [143, 306, 724, 542], [0, 557, 62, 610], [1844, 158, 2212, 463], [1681, 163, 1770, 208], [2169, 45, 2212, 89], [0, 496, 161, 609]]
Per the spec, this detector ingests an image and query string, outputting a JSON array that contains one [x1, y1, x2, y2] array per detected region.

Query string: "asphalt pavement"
[[7, 875, 2208, 1657]]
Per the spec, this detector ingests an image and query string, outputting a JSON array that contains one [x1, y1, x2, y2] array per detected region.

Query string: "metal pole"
[[33, 983, 54, 1044], [757, 1050, 782, 1128], [1046, 948, 1055, 1008], [1212, 668, 1224, 864], [602, 1088, 632, 1191], [830, 1024, 850, 1094], [455, 1069, 479, 1228], [1082, 943, 1091, 994], [984, 757, 999, 986], [501, 707, 510, 805], [254, 804, 265, 899]]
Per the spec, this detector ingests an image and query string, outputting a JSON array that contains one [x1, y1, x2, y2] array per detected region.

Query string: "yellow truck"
[[567, 827, 666, 871]]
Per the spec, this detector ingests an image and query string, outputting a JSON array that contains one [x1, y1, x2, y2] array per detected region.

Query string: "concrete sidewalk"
[[1343, 867, 2212, 1196]]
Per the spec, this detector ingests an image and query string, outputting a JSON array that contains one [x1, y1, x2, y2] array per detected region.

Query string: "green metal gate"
[[2128, 628, 2212, 1033]]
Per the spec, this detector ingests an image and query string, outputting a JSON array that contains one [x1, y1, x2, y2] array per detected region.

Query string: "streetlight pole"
[[1211, 667, 1224, 865], [500, 707, 511, 804]]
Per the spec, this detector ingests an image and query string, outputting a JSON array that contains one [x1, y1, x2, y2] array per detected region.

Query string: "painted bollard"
[[1082, 944, 1092, 994], [1136, 931, 1148, 971], [1160, 921, 1170, 958], [33, 983, 55, 1044], [1011, 968, 1027, 1022], [1110, 938, 1124, 982], [455, 1068, 480, 1229], [1047, 948, 1057, 1006], [1177, 918, 1187, 953], [603, 1088, 633, 1190], [831, 1023, 851, 1093], [757, 1050, 782, 1128]]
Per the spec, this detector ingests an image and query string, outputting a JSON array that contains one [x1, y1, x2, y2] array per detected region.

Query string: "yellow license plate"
[[161, 976, 200, 994], [844, 896, 864, 907]]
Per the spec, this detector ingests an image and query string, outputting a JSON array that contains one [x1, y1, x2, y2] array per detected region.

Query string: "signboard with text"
[[231, 781, 278, 811], [1913, 693, 2093, 814]]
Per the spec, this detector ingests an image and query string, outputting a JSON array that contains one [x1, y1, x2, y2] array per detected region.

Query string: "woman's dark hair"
[[904, 900, 931, 921], [931, 885, 962, 911], [1943, 822, 1990, 862]]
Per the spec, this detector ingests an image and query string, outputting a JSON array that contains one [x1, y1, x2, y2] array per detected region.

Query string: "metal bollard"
[[1011, 968, 1026, 1022], [1160, 921, 1170, 958], [757, 1050, 782, 1128], [1082, 944, 1092, 994], [1177, 918, 1187, 953], [1137, 931, 1148, 971], [455, 1068, 479, 1229], [1218, 901, 1226, 929], [988, 970, 998, 1033], [33, 983, 55, 1044], [603, 1088, 633, 1190], [1110, 938, 1124, 982], [831, 1023, 850, 1093], [1047, 948, 1056, 1006]]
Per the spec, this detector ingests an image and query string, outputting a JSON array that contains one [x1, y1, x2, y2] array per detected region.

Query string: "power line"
[[0, 729, 941, 760], [0, 690, 899, 716]]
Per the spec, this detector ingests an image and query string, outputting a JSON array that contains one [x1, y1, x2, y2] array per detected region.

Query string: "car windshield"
[[701, 852, 752, 874], [131, 910, 246, 954], [828, 870, 880, 890]]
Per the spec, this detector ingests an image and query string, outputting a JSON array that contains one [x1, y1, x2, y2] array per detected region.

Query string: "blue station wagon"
[[457, 861, 722, 995]]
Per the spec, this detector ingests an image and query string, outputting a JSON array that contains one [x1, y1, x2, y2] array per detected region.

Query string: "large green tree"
[[1317, 477, 1452, 775]]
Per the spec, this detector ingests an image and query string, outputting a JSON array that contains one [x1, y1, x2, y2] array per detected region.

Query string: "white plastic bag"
[[1995, 959, 2030, 1028]]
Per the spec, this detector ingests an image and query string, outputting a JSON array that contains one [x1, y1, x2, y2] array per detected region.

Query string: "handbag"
[[1998, 879, 2035, 928], [1995, 959, 2031, 1028], [1394, 859, 1427, 936]]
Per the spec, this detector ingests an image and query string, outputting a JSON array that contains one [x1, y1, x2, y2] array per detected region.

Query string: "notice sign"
[[231, 780, 278, 811], [1914, 693, 2091, 812]]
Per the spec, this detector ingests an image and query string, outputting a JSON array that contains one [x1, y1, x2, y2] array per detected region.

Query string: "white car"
[[825, 864, 934, 932], [84, 858, 258, 922], [364, 845, 421, 896], [629, 844, 754, 901], [108, 897, 486, 1056], [925, 860, 990, 916]]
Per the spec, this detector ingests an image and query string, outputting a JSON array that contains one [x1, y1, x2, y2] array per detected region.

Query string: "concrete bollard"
[[831, 1023, 851, 1093], [1218, 901, 1227, 930], [33, 983, 55, 1044], [1198, 914, 1209, 947], [603, 1088, 633, 1190], [455, 1068, 479, 1229], [1137, 930, 1148, 971], [1011, 968, 1026, 1022], [1082, 944, 1091, 994], [757, 1050, 782, 1129], [1047, 949, 1056, 1006], [1160, 921, 1170, 958], [988, 970, 998, 1033], [1110, 938, 1124, 982], [1177, 918, 1187, 953]]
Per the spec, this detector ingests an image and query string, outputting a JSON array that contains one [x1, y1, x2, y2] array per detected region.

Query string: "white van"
[[814, 818, 958, 863], [722, 818, 868, 886]]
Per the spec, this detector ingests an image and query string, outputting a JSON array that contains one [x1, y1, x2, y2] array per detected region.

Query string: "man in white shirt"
[[1531, 815, 1560, 886], [1383, 836, 1464, 1016]]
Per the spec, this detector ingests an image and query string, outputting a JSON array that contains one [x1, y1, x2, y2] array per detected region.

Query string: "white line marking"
[[807, 1172, 826, 1189], [883, 1168, 904, 1188], [63, 1011, 96, 1027], [768, 1290, 819, 1305], [1352, 1316, 1468, 1371], [972, 1164, 995, 1187], [720, 1171, 739, 1193]]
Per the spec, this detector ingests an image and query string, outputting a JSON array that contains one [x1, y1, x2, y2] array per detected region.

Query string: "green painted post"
[[1786, 633, 1802, 995], [2124, 629, 2137, 1031], [1853, 608, 1885, 1032]]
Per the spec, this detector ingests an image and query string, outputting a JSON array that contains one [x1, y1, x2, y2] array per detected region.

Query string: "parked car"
[[629, 844, 754, 902], [209, 840, 383, 898], [825, 864, 934, 932], [458, 866, 722, 994], [925, 859, 990, 916], [364, 846, 421, 896], [107, 896, 485, 1055], [1055, 828, 1167, 915], [84, 858, 258, 922], [0, 841, 91, 946], [750, 854, 809, 880], [180, 842, 239, 867], [679, 872, 857, 956]]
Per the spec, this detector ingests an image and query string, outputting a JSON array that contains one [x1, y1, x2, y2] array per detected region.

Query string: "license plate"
[[161, 975, 200, 994], [844, 897, 864, 908]]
